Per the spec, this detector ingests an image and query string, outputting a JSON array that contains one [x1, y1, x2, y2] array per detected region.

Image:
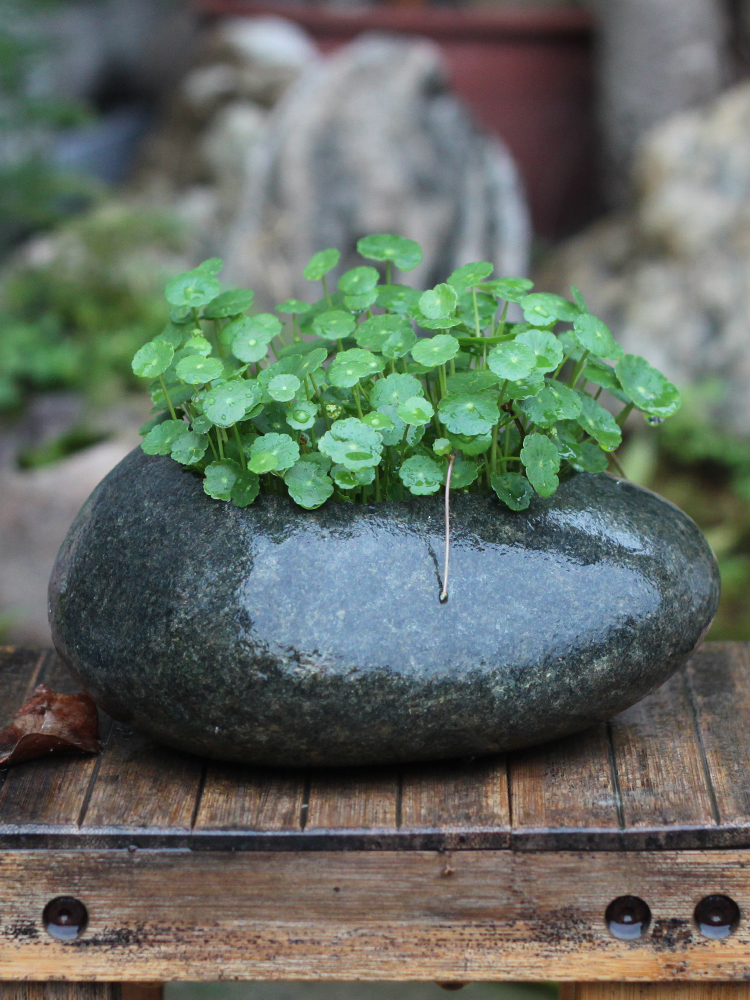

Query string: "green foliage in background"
[[621, 383, 750, 641], [132, 234, 680, 511], [0, 203, 189, 411]]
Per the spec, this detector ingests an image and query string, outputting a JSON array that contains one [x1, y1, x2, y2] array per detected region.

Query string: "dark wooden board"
[[4, 848, 750, 980], [0, 645, 748, 851]]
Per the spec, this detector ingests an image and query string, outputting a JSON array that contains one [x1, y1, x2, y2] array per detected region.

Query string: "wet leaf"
[[369, 373, 423, 408], [141, 419, 189, 455], [521, 382, 581, 428], [503, 372, 545, 399], [171, 431, 208, 465], [451, 458, 479, 489], [303, 248, 340, 280], [248, 452, 277, 474], [376, 284, 421, 314], [520, 432, 560, 497], [344, 289, 378, 312], [572, 313, 623, 360], [397, 396, 434, 425], [312, 310, 356, 341], [520, 292, 579, 325], [357, 234, 422, 271], [284, 459, 335, 508], [447, 261, 494, 292], [477, 277, 534, 303], [572, 441, 609, 474], [132, 339, 174, 378], [382, 326, 417, 360], [202, 381, 260, 426], [582, 361, 632, 404], [155, 322, 187, 349], [433, 437, 452, 456], [446, 430, 493, 455], [355, 314, 410, 352], [276, 298, 312, 315], [338, 266, 379, 295], [576, 393, 622, 451], [268, 373, 301, 402], [318, 418, 384, 470], [328, 348, 385, 388], [419, 283, 458, 320], [249, 432, 299, 472], [491, 471, 533, 510], [286, 400, 318, 430], [203, 288, 255, 319], [196, 257, 224, 276], [175, 355, 224, 385], [332, 464, 375, 489], [515, 329, 564, 373], [165, 269, 220, 309], [438, 392, 499, 435], [615, 354, 681, 417], [0, 684, 101, 767], [362, 410, 394, 431], [399, 455, 444, 495], [204, 459, 241, 500], [487, 341, 536, 381], [446, 370, 499, 394], [411, 334, 460, 368], [231, 469, 260, 507]]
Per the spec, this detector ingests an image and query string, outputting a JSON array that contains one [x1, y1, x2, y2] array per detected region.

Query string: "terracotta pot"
[[197, 2, 601, 239]]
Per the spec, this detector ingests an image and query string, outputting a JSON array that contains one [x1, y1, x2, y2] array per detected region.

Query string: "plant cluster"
[[132, 234, 681, 511]]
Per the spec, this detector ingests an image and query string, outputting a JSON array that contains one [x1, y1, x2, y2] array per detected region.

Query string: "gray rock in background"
[[590, 0, 728, 206], [540, 80, 750, 435], [224, 34, 530, 302]]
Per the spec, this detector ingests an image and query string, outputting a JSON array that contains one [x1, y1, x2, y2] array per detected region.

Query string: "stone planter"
[[49, 447, 719, 767]]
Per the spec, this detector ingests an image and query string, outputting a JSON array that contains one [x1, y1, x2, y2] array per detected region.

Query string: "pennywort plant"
[[132, 234, 680, 514]]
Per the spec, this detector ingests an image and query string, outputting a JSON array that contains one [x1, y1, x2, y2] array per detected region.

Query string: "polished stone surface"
[[49, 448, 720, 766]]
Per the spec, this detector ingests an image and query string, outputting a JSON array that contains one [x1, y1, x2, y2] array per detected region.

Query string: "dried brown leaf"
[[0, 684, 101, 767]]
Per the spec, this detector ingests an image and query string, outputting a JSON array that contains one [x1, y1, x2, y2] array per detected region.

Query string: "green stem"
[[496, 300, 509, 339], [353, 383, 363, 419], [217, 428, 225, 461], [322, 276, 332, 309], [616, 402, 635, 427], [438, 364, 448, 400], [214, 320, 225, 358], [292, 315, 300, 342], [386, 261, 392, 285], [233, 424, 246, 470], [309, 373, 330, 429], [159, 375, 177, 420], [568, 350, 590, 388]]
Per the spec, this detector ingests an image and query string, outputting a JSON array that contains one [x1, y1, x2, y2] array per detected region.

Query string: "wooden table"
[[2, 643, 750, 1000]]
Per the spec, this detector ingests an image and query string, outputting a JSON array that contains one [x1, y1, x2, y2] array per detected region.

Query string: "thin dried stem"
[[440, 452, 456, 603]]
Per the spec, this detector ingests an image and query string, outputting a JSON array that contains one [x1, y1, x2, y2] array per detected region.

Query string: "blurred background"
[[1, 0, 749, 997]]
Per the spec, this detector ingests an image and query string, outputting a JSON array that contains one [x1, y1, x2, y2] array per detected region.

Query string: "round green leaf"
[[303, 248, 340, 280], [419, 284, 458, 321], [249, 452, 278, 474], [202, 381, 260, 426], [615, 354, 681, 417], [284, 460, 334, 509], [203, 289, 255, 319], [369, 373, 423, 408], [381, 325, 417, 360], [446, 430, 493, 455], [165, 269, 220, 309], [520, 292, 579, 326], [582, 362, 632, 405], [397, 396, 434, 426], [175, 354, 224, 385], [575, 393, 622, 451], [276, 299, 312, 315], [477, 278, 534, 303], [156, 322, 187, 349], [204, 460, 241, 501], [286, 400, 318, 430], [446, 371, 499, 394], [487, 341, 536, 381], [411, 334, 460, 368], [344, 289, 378, 312], [338, 266, 379, 295], [520, 432, 560, 497], [355, 314, 410, 352], [170, 431, 208, 465], [183, 335, 212, 357], [361, 410, 394, 431], [491, 471, 534, 510], [268, 374, 301, 402], [311, 310, 356, 342], [249, 432, 299, 472], [196, 257, 224, 276], [328, 348, 385, 388], [229, 315, 280, 363], [231, 469, 260, 507], [376, 284, 421, 314], [447, 262, 493, 292], [573, 314, 623, 360], [141, 419, 188, 456], [132, 339, 174, 378], [515, 329, 564, 373], [521, 383, 581, 428], [356, 234, 422, 271], [433, 437, 452, 456], [398, 455, 444, 495], [331, 464, 375, 490], [318, 418, 383, 470], [571, 441, 609, 474], [438, 392, 499, 436], [450, 458, 479, 489], [504, 372, 545, 399], [280, 347, 328, 381]]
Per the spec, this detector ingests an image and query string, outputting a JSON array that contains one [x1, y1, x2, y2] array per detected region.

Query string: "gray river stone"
[[49, 448, 719, 767]]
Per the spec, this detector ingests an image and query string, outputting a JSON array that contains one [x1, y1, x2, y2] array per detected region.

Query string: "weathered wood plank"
[[193, 762, 305, 839], [510, 724, 621, 848], [2, 849, 750, 980], [609, 670, 717, 846], [81, 723, 203, 841], [570, 986, 750, 1000], [305, 768, 399, 838], [0, 986, 121, 1000], [400, 755, 510, 849], [0, 647, 47, 729], [687, 643, 750, 834]]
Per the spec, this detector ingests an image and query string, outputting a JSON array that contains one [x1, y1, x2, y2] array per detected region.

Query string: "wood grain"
[[2, 849, 750, 980], [194, 762, 305, 837], [687, 643, 750, 833], [510, 725, 621, 848], [0, 648, 47, 729], [570, 986, 750, 1000], [401, 755, 510, 849], [609, 671, 717, 845], [306, 768, 399, 833], [0, 987, 121, 1000]]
